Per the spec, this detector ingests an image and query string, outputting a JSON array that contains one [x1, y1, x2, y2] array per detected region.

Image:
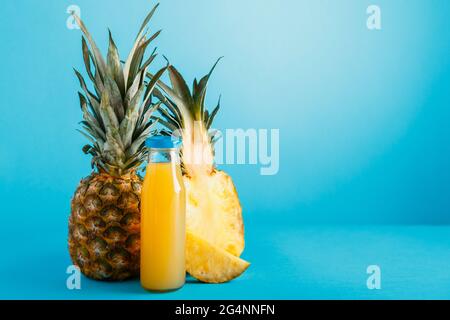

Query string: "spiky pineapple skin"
[[68, 172, 141, 281]]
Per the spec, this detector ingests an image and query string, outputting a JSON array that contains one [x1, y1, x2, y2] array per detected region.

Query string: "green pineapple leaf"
[[168, 66, 194, 109], [206, 96, 221, 129], [78, 92, 105, 140], [81, 37, 96, 85], [107, 30, 126, 97], [152, 87, 182, 122], [72, 13, 107, 80], [120, 84, 145, 148], [98, 90, 123, 152], [147, 72, 188, 115], [104, 75, 125, 121], [127, 119, 158, 157], [124, 3, 160, 87]]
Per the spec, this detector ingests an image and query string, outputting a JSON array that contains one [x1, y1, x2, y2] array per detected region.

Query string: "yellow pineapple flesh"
[[185, 170, 244, 256], [186, 231, 249, 283]]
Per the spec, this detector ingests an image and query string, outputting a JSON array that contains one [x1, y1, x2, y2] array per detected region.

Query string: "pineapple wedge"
[[186, 231, 250, 283]]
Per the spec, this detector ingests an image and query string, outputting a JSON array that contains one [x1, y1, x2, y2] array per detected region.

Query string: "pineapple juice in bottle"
[[140, 136, 185, 291]]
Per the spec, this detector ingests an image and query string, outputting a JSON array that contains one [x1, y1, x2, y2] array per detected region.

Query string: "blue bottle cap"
[[145, 135, 182, 149]]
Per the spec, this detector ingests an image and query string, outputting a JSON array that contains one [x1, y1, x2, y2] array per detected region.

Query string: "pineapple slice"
[[185, 170, 244, 256], [186, 231, 250, 283]]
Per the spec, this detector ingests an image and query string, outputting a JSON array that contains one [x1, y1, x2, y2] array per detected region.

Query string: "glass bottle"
[[140, 136, 185, 291]]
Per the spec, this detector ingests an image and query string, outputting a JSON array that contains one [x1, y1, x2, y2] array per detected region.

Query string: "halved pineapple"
[[150, 60, 248, 282], [186, 231, 249, 283]]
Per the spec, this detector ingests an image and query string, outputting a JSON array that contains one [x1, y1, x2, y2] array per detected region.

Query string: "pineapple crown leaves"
[[147, 58, 224, 176], [148, 57, 223, 133], [71, 3, 168, 176]]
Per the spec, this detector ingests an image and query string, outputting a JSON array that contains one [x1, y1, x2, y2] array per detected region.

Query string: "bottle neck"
[[148, 148, 181, 164]]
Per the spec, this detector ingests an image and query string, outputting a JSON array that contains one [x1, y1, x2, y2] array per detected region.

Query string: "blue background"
[[0, 0, 450, 299]]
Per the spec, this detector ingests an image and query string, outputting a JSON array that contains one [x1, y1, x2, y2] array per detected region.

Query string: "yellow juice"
[[140, 161, 186, 291]]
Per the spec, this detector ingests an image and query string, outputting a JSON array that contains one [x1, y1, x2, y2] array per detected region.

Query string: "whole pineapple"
[[69, 5, 167, 280], [151, 59, 245, 261]]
